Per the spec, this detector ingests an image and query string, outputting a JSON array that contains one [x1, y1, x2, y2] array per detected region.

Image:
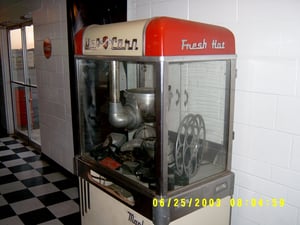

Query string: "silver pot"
[[125, 88, 155, 123]]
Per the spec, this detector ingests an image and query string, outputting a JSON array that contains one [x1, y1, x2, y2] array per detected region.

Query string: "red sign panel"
[[145, 17, 235, 56], [43, 38, 52, 59]]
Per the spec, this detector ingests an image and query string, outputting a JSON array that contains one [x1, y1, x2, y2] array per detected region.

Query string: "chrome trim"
[[74, 54, 236, 63]]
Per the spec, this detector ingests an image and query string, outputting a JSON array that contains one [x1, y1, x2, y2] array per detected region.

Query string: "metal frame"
[[0, 29, 14, 134], [74, 54, 236, 63]]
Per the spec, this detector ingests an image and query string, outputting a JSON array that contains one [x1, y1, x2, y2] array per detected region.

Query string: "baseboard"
[[40, 152, 79, 186]]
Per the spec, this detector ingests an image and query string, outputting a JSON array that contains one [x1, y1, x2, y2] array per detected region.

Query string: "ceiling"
[[0, 0, 41, 28]]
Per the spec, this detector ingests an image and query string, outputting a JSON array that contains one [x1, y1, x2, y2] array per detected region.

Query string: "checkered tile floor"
[[0, 136, 81, 225]]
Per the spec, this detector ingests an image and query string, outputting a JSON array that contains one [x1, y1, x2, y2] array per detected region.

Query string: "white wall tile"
[[276, 96, 300, 135], [40, 57, 57, 73], [49, 100, 66, 120], [297, 61, 300, 97], [287, 188, 300, 208], [232, 155, 271, 179], [279, 20, 300, 58], [150, 0, 188, 18], [251, 128, 292, 168], [135, 0, 151, 19], [237, 0, 299, 23], [189, 0, 237, 26], [236, 2, 300, 61], [236, 186, 297, 225], [127, 0, 137, 20], [271, 166, 300, 190], [234, 91, 276, 129], [232, 123, 251, 157], [233, 123, 292, 167], [235, 58, 297, 96], [45, 0, 65, 23], [235, 58, 252, 91], [235, 22, 282, 57], [236, 0, 300, 58], [237, 172, 287, 198], [291, 136, 300, 172], [51, 39, 68, 56], [235, 187, 266, 223], [249, 59, 296, 95], [231, 216, 259, 225], [48, 72, 65, 89], [263, 203, 298, 225]]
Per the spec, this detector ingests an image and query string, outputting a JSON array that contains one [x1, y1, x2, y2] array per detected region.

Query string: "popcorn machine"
[[74, 17, 236, 225]]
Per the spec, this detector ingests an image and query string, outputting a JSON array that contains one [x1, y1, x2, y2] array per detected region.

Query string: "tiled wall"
[[32, 0, 74, 173], [128, 0, 300, 224]]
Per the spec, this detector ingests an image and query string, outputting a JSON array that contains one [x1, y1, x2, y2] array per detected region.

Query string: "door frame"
[[1, 24, 40, 147], [0, 29, 14, 134]]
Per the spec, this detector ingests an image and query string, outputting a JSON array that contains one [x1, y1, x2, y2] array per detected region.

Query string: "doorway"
[[8, 24, 40, 145]]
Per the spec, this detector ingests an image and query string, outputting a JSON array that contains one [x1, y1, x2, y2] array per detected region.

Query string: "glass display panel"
[[12, 84, 28, 133], [76, 57, 232, 195], [76, 58, 157, 189], [167, 60, 231, 190], [26, 25, 36, 86], [30, 87, 40, 144], [11, 83, 39, 142], [9, 28, 24, 83]]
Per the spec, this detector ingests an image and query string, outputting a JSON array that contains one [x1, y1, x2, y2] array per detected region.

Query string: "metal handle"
[[168, 85, 173, 111], [176, 89, 180, 106], [184, 90, 189, 106], [80, 178, 90, 217]]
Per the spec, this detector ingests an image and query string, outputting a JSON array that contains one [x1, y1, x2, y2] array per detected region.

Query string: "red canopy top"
[[145, 17, 235, 56], [75, 17, 235, 56]]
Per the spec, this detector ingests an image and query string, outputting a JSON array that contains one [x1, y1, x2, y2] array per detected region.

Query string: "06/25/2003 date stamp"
[[152, 197, 285, 208]]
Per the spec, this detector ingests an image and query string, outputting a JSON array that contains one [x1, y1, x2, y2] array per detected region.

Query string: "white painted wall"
[[32, 0, 74, 173], [128, 0, 300, 225]]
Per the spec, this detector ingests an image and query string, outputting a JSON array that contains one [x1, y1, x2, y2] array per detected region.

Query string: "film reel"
[[175, 114, 206, 178]]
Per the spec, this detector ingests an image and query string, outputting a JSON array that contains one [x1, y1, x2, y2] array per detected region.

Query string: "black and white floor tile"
[[0, 136, 81, 225]]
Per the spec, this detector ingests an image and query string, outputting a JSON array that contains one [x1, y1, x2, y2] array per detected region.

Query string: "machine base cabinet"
[[79, 179, 231, 225], [80, 179, 153, 225]]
